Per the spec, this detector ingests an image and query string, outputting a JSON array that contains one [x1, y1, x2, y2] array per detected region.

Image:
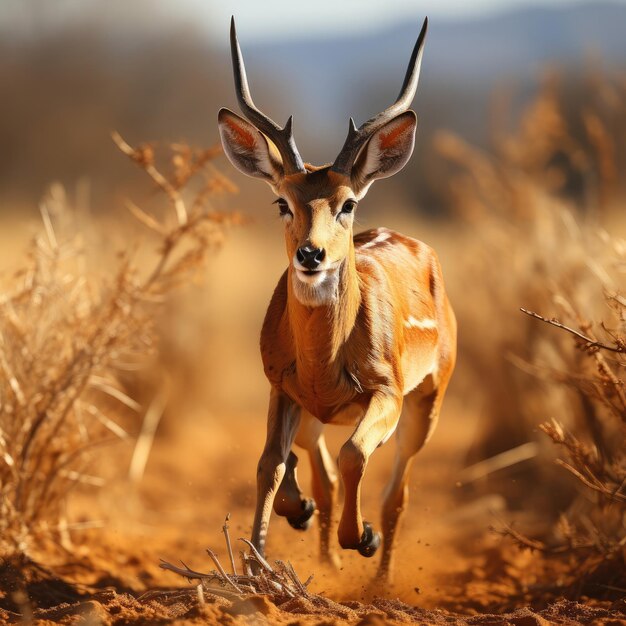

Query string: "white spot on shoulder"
[[404, 316, 438, 330], [374, 230, 391, 242], [360, 231, 392, 249]]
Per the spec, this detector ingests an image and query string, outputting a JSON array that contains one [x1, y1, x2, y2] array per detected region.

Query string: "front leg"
[[251, 388, 300, 557], [337, 392, 402, 556]]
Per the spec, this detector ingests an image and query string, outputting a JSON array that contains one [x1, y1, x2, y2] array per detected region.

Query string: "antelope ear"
[[351, 111, 417, 194], [218, 108, 283, 182]]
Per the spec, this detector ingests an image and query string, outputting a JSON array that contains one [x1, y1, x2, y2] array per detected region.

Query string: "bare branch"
[[556, 459, 626, 503], [520, 307, 626, 353], [112, 131, 188, 225], [125, 200, 167, 235], [496, 522, 596, 554]]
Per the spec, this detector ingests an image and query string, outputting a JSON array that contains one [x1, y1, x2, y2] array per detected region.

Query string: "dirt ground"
[[1, 400, 624, 625]]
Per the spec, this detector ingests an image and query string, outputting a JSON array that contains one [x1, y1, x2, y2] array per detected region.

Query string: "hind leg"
[[377, 373, 450, 581], [273, 412, 339, 564], [295, 412, 339, 566], [273, 450, 316, 530]]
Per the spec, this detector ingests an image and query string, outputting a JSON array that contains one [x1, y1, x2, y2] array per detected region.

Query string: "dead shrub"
[[436, 68, 625, 596], [0, 135, 238, 556]]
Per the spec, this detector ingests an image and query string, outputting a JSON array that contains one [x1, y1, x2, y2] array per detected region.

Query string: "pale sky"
[[178, 0, 626, 41], [2, 0, 625, 42]]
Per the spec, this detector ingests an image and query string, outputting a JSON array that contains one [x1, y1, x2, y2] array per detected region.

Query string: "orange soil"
[[1, 402, 623, 625]]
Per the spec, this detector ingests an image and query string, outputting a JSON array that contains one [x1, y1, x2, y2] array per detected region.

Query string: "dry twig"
[[160, 525, 313, 604], [520, 308, 626, 353], [222, 513, 237, 576]]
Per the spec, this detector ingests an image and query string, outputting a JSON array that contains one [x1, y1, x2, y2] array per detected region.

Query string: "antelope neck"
[[287, 247, 361, 365]]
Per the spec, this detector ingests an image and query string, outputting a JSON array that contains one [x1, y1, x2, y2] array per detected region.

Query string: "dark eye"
[[274, 198, 292, 217], [341, 200, 357, 214]]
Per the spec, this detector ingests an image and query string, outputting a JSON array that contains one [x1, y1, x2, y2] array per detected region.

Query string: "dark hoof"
[[357, 521, 381, 558], [287, 498, 316, 531]]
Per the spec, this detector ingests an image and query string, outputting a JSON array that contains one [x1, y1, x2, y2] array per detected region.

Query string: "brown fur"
[[262, 227, 455, 423], [218, 107, 456, 580]]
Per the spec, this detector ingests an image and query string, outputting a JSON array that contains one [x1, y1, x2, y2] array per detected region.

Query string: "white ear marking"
[[217, 108, 283, 182], [352, 110, 417, 192]]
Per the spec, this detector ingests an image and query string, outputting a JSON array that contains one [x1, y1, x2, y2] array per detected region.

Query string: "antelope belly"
[[324, 403, 364, 426]]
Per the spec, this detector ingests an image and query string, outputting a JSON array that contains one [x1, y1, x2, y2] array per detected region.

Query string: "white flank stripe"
[[404, 316, 437, 330]]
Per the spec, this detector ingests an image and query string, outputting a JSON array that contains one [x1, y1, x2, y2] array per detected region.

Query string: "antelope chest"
[[261, 337, 365, 424], [282, 367, 365, 425]]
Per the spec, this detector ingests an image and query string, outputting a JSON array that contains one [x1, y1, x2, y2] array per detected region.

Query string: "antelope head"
[[218, 18, 427, 307]]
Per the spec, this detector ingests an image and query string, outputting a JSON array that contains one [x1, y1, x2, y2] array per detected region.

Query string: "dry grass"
[[507, 300, 625, 595], [159, 515, 316, 603], [436, 68, 625, 596], [0, 135, 238, 556]]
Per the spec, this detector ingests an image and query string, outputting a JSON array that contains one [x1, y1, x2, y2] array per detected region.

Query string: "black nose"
[[296, 246, 325, 270]]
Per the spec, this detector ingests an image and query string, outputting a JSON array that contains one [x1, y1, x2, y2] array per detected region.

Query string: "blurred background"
[[0, 0, 624, 608], [2, 0, 626, 211]]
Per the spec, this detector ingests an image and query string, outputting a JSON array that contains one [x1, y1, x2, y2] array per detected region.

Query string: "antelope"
[[217, 17, 456, 580]]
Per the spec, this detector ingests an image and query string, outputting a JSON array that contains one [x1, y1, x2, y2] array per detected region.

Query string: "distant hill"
[[240, 2, 626, 161]]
